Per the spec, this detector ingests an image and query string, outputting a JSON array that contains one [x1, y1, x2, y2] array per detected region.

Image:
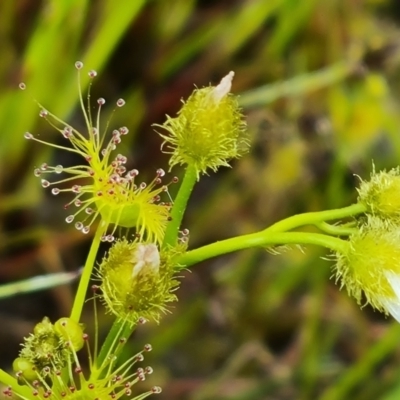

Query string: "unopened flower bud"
[[334, 217, 400, 321], [17, 317, 78, 378], [99, 239, 181, 325], [357, 167, 400, 220], [157, 72, 249, 177]]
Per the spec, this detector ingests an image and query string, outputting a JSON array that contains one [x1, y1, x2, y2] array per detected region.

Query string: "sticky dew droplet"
[[151, 386, 162, 394], [144, 343, 152, 352], [145, 366, 153, 374], [119, 126, 129, 135], [156, 168, 165, 177]]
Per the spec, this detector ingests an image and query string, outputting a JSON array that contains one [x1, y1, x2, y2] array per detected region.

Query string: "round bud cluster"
[[9, 315, 161, 400], [13, 317, 84, 382]]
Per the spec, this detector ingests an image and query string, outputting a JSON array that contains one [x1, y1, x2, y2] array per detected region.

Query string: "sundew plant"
[[3, 61, 400, 399]]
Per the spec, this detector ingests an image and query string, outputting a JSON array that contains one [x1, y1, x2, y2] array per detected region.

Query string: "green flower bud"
[[357, 167, 400, 220], [17, 317, 79, 378], [157, 72, 249, 178], [20, 317, 64, 371], [99, 239, 182, 325], [334, 217, 400, 320], [11, 318, 160, 399], [54, 318, 84, 351]]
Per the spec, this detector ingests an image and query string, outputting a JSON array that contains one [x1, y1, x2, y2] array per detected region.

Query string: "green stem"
[[264, 203, 366, 233], [176, 203, 365, 267], [96, 318, 135, 368], [177, 231, 348, 267], [70, 224, 105, 322], [0, 369, 33, 399], [315, 221, 357, 236], [162, 164, 197, 249]]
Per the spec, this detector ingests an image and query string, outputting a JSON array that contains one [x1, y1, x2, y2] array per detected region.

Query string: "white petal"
[[385, 271, 400, 300], [213, 71, 235, 102], [380, 297, 400, 323], [381, 271, 400, 322], [132, 244, 160, 278]]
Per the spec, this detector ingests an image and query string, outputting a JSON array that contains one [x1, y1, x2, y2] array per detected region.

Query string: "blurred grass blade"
[[0, 268, 82, 299], [239, 61, 356, 107], [0, 0, 147, 167], [158, 0, 284, 80], [320, 322, 400, 400]]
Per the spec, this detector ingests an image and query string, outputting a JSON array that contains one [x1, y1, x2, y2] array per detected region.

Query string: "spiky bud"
[[99, 239, 183, 325], [334, 217, 400, 321], [9, 317, 160, 400], [157, 72, 249, 178], [357, 167, 400, 220], [13, 317, 84, 382]]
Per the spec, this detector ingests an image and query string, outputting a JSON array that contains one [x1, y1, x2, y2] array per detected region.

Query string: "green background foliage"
[[2, 0, 400, 399]]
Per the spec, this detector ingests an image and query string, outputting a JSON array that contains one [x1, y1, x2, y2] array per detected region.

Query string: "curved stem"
[[162, 165, 197, 249], [177, 231, 348, 267], [315, 221, 357, 236], [70, 223, 105, 322], [264, 203, 366, 233], [176, 203, 365, 268]]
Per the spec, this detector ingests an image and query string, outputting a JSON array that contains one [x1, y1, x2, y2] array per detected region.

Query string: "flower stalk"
[[162, 164, 197, 249], [70, 223, 105, 322], [176, 203, 366, 267], [177, 231, 348, 268]]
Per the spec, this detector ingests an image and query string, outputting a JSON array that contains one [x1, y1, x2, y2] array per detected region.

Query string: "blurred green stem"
[[70, 224, 105, 322], [239, 61, 356, 107], [320, 322, 400, 400], [162, 165, 197, 249]]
